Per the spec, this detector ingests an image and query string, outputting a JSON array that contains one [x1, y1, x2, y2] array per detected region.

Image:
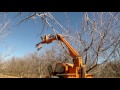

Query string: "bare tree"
[[0, 12, 11, 61], [76, 12, 120, 73], [0, 13, 10, 39]]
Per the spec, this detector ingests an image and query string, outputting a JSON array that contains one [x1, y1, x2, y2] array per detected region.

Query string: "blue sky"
[[1, 12, 84, 60]]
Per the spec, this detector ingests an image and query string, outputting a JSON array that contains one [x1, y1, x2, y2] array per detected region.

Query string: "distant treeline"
[[0, 47, 120, 78]]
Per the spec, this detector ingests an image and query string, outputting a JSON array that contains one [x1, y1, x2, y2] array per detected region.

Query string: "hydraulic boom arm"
[[36, 34, 83, 67]]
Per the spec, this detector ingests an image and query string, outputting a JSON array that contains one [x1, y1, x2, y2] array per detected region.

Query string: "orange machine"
[[36, 34, 93, 78]]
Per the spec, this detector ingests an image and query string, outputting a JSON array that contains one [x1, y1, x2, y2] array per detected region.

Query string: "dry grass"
[[0, 74, 20, 78]]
